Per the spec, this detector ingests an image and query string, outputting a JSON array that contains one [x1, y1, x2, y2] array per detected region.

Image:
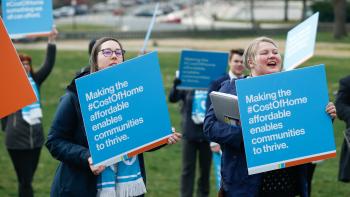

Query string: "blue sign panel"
[[178, 50, 228, 89], [76, 52, 172, 167], [236, 65, 336, 174], [2, 0, 53, 38], [283, 12, 319, 71]]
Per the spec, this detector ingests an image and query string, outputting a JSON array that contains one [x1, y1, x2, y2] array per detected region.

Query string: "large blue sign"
[[178, 50, 228, 89], [283, 12, 319, 71], [76, 52, 172, 167], [236, 65, 336, 175], [2, 0, 53, 38]]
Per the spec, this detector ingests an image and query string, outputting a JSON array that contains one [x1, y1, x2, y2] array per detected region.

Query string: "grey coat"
[[1, 44, 56, 149]]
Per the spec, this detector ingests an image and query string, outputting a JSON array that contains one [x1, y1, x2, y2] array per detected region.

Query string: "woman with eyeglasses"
[[46, 37, 181, 197], [0, 27, 57, 197]]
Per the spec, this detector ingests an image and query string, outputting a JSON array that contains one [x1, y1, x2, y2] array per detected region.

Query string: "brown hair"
[[229, 48, 244, 62], [242, 37, 279, 70], [89, 37, 124, 73], [19, 53, 34, 75]]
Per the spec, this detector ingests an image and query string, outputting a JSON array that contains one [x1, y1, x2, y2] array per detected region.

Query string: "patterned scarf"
[[191, 90, 208, 124], [213, 151, 222, 190], [21, 76, 42, 125], [97, 156, 147, 197]]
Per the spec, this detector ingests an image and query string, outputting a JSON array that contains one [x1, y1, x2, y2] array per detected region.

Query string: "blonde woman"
[[204, 37, 336, 197]]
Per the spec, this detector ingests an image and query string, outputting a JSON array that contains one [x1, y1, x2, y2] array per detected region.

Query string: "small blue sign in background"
[[283, 12, 319, 71], [2, 0, 53, 38], [76, 52, 172, 166], [236, 65, 335, 174], [178, 50, 228, 89]]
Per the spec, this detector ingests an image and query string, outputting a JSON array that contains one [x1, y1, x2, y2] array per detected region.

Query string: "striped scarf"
[[191, 90, 208, 124], [21, 76, 42, 125], [97, 156, 147, 197]]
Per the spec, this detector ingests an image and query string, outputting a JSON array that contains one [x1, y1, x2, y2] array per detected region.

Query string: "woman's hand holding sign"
[[88, 157, 105, 176], [326, 102, 337, 119], [167, 127, 182, 145]]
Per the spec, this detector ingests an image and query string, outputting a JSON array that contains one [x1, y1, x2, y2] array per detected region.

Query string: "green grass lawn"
[[0, 50, 350, 197]]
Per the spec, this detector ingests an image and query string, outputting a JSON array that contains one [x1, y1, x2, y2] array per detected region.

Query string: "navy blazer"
[[206, 74, 230, 111], [203, 79, 309, 197]]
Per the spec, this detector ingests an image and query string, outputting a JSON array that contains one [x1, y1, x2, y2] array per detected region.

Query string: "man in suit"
[[169, 78, 212, 197], [206, 49, 245, 110], [205, 48, 244, 190]]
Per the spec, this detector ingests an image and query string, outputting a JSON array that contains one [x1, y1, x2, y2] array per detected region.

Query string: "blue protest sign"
[[75, 52, 172, 167], [212, 152, 222, 190], [283, 12, 319, 71], [178, 50, 228, 89], [2, 0, 53, 38], [236, 65, 336, 175]]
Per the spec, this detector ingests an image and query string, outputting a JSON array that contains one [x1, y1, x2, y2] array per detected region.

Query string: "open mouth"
[[267, 61, 277, 67]]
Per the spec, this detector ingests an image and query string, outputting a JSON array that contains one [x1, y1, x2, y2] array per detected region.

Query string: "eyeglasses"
[[99, 49, 126, 57], [22, 62, 30, 67]]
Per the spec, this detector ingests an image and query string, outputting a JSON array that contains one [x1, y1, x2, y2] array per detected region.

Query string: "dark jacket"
[[206, 74, 230, 111], [203, 79, 309, 197], [335, 75, 350, 182], [46, 72, 147, 196], [2, 44, 56, 149], [168, 81, 207, 141]]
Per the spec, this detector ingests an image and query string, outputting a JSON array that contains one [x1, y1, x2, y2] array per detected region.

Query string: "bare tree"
[[333, 0, 348, 39], [284, 0, 289, 22], [250, 0, 258, 29], [189, 0, 197, 31], [301, 0, 307, 20]]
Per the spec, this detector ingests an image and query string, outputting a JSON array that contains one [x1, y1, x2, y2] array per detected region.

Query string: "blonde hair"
[[242, 37, 279, 70]]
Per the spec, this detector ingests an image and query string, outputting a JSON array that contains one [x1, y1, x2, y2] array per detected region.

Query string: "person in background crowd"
[[0, 27, 58, 197], [204, 37, 337, 197], [206, 48, 245, 111], [335, 75, 350, 182], [205, 48, 245, 190], [169, 74, 212, 197], [46, 37, 181, 197], [76, 38, 97, 76]]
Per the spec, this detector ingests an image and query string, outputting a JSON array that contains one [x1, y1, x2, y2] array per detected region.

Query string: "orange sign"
[[0, 17, 36, 119]]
